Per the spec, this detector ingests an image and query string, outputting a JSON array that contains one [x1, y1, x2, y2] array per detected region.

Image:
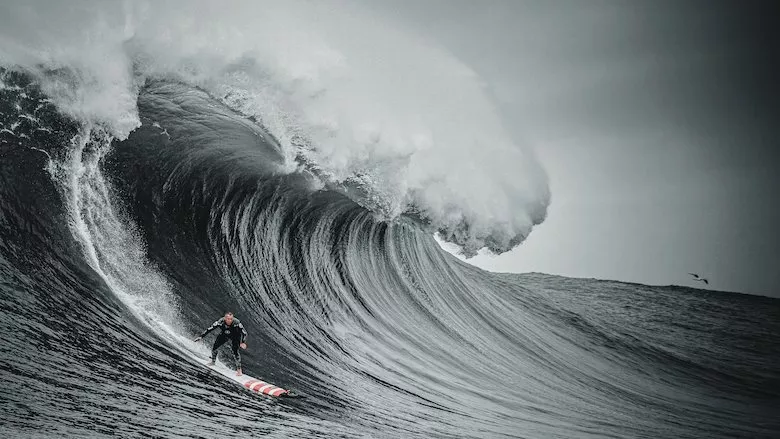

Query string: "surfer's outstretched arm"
[[194, 318, 224, 341], [238, 321, 247, 344]]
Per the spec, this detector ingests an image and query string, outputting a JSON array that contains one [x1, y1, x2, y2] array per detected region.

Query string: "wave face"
[[1, 4, 779, 438]]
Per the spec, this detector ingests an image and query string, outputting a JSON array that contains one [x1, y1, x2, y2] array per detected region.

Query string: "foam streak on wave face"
[[0, 0, 549, 256]]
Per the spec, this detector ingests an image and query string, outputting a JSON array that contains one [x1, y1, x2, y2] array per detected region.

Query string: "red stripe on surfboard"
[[262, 386, 289, 396], [252, 382, 269, 391], [269, 388, 288, 396], [242, 378, 289, 397]]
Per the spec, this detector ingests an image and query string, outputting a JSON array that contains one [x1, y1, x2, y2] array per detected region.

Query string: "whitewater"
[[1, 1, 778, 438]]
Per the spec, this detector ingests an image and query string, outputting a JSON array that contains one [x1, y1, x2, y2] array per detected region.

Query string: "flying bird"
[[688, 273, 709, 285]]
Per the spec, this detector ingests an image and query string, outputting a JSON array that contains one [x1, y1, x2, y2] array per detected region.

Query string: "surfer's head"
[[224, 311, 234, 325]]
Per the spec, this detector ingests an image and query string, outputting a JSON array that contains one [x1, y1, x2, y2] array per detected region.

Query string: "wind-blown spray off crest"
[[0, 0, 549, 256]]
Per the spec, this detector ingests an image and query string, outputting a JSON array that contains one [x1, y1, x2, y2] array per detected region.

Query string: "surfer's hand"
[[240, 342, 247, 350], [194, 337, 202, 342]]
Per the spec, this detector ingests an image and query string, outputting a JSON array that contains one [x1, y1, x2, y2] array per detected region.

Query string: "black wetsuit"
[[199, 317, 247, 368]]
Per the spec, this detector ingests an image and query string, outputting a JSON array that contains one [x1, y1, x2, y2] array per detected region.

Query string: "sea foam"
[[0, 0, 549, 255]]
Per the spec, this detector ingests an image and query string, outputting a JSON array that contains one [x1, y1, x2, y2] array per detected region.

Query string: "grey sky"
[[358, 1, 780, 296]]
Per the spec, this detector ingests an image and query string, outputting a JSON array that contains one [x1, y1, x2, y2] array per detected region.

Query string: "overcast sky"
[[358, 0, 780, 297]]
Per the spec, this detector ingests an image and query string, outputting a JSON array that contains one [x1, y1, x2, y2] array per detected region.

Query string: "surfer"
[[194, 312, 248, 376]]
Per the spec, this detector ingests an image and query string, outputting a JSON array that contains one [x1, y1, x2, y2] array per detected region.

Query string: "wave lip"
[[1, 0, 550, 256]]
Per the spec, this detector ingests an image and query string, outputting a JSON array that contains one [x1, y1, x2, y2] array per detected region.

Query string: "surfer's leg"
[[231, 338, 241, 370], [211, 334, 228, 363]]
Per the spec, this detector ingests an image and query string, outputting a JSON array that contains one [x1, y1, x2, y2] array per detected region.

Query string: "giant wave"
[[1, 2, 778, 438]]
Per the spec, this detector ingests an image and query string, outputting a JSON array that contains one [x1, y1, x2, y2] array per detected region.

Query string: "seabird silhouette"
[[688, 273, 709, 285]]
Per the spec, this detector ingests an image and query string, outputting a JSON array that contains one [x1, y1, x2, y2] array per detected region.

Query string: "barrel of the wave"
[[242, 379, 289, 397]]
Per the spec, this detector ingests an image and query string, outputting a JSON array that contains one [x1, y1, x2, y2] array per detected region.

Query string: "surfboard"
[[202, 360, 295, 398]]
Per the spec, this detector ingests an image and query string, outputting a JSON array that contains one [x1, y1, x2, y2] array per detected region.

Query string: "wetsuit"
[[199, 317, 248, 368]]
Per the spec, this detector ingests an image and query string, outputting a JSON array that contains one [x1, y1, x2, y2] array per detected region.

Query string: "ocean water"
[[1, 3, 779, 437]]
